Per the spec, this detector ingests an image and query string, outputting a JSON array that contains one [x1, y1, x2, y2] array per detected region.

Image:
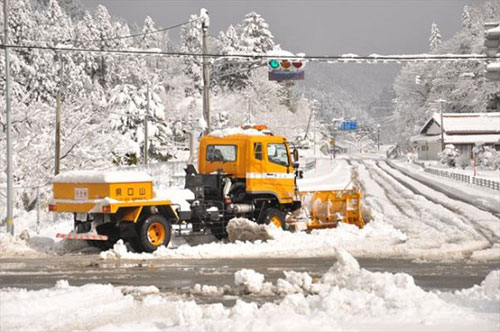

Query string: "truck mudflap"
[[56, 232, 109, 241]]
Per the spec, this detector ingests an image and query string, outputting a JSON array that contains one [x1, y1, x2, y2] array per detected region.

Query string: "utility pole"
[[201, 9, 210, 135], [4, 0, 14, 235], [377, 124, 380, 151], [437, 99, 446, 151], [313, 110, 316, 155], [144, 80, 149, 165], [54, 55, 64, 175]]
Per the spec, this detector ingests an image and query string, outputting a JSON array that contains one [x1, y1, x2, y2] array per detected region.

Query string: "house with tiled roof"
[[411, 112, 500, 160]]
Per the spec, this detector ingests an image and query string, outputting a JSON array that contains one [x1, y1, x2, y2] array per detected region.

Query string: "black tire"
[[260, 208, 286, 230], [137, 215, 172, 253], [88, 222, 120, 251], [209, 222, 227, 240]]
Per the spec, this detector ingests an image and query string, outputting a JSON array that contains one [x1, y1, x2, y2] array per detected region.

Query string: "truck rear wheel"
[[261, 208, 286, 230], [136, 215, 172, 253], [88, 222, 119, 251]]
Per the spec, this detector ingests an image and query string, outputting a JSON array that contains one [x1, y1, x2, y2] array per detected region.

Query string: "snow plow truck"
[[50, 126, 364, 252]]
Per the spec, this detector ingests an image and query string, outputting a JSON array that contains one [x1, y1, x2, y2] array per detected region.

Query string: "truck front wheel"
[[260, 208, 286, 230], [137, 215, 172, 253]]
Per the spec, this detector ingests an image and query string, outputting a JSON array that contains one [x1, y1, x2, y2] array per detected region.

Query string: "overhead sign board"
[[268, 71, 305, 81], [340, 121, 357, 131]]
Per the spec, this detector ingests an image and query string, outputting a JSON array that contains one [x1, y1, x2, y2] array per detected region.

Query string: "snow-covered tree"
[[429, 22, 442, 51], [439, 144, 460, 167], [461, 6, 472, 30], [239, 12, 275, 54], [180, 14, 202, 95]]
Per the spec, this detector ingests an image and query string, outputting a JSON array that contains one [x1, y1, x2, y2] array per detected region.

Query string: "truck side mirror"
[[293, 148, 299, 161]]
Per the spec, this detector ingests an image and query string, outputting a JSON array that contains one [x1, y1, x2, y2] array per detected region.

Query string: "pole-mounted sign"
[[268, 59, 305, 81]]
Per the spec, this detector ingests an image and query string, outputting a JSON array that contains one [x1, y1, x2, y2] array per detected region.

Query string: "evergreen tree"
[[429, 23, 442, 51], [239, 12, 275, 54], [180, 14, 202, 95], [461, 6, 472, 30]]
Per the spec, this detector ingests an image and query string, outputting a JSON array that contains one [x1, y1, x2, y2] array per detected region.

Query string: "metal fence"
[[424, 167, 500, 191], [124, 160, 188, 189]]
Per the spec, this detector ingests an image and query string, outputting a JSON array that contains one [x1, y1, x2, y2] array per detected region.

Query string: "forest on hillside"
[[0, 0, 498, 190]]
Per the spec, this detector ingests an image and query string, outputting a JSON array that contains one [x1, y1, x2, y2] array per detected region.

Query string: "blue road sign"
[[340, 121, 357, 130], [268, 71, 305, 81]]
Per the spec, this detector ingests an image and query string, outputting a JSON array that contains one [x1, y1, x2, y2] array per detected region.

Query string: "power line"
[[1, 43, 499, 63], [12, 17, 200, 46]]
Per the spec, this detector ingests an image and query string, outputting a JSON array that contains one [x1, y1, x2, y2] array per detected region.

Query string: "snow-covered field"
[[1, 249, 499, 331]]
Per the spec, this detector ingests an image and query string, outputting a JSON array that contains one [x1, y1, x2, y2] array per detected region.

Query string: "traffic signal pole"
[[4, 0, 14, 235]]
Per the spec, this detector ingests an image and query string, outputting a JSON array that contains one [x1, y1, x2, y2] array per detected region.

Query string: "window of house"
[[254, 143, 263, 160], [267, 143, 289, 167], [206, 145, 237, 162]]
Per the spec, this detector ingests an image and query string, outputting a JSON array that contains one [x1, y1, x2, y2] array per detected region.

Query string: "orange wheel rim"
[[147, 222, 165, 246], [270, 216, 282, 228]]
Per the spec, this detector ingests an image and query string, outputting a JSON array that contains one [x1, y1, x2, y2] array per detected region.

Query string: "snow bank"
[[0, 211, 96, 257], [2, 250, 498, 331], [100, 218, 407, 260], [52, 170, 153, 183], [226, 218, 274, 243]]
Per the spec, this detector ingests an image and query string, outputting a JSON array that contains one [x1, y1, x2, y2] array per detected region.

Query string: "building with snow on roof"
[[411, 112, 500, 160]]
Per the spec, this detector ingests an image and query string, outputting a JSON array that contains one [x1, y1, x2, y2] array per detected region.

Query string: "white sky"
[[81, 0, 474, 55]]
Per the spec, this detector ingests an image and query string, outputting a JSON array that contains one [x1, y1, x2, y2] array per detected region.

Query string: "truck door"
[[260, 142, 294, 204]]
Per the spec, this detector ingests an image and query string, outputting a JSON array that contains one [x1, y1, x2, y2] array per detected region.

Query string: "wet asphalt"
[[1, 254, 498, 295]]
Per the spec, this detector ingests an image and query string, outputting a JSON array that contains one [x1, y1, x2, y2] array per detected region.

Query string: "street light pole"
[[201, 9, 210, 135], [55, 55, 64, 175], [4, 0, 14, 235]]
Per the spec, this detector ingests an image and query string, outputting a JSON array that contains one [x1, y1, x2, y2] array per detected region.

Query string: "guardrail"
[[423, 166, 500, 191], [303, 158, 317, 172]]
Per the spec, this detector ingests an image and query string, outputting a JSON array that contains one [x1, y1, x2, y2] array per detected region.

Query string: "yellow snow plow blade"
[[298, 189, 364, 229]]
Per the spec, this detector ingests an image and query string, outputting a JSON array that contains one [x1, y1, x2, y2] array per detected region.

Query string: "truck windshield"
[[206, 145, 237, 162], [267, 143, 289, 167]]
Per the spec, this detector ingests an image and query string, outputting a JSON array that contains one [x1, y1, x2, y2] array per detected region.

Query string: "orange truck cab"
[[184, 126, 302, 237]]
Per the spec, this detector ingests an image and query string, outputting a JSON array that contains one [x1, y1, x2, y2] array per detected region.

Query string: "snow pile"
[[209, 127, 266, 137], [100, 219, 407, 260], [2, 250, 499, 331], [234, 269, 273, 294], [0, 212, 96, 257], [226, 218, 274, 243], [52, 170, 153, 183]]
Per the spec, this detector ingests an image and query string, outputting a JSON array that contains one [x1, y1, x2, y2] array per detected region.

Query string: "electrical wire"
[[1, 43, 498, 63], [0, 44, 500, 63], [11, 17, 200, 46]]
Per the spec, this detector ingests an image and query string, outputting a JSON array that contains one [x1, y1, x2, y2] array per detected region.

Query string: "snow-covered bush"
[[438, 144, 460, 167], [474, 144, 500, 170]]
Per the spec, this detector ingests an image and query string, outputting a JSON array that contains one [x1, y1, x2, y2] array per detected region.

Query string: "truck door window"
[[254, 143, 263, 160], [267, 143, 289, 167], [206, 145, 237, 162]]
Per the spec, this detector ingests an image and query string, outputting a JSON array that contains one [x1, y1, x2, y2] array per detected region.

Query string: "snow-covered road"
[[353, 158, 500, 261]]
